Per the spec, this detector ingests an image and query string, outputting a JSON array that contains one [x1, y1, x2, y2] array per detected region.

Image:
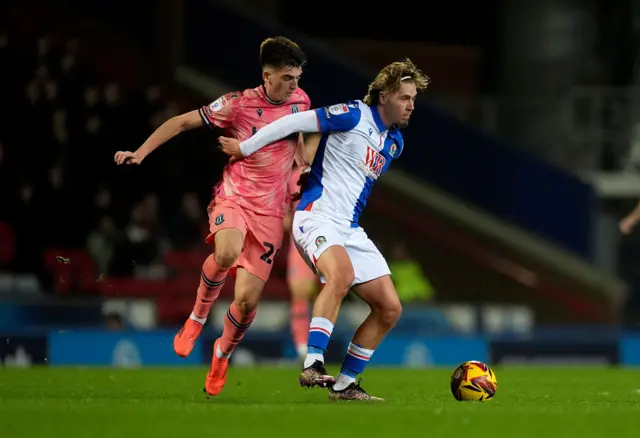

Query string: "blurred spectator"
[[20, 80, 49, 163], [124, 197, 162, 270], [388, 242, 435, 302], [35, 36, 54, 68], [11, 182, 42, 274], [41, 163, 77, 248], [50, 109, 70, 162], [81, 114, 113, 183], [0, 141, 15, 220], [84, 86, 101, 111], [43, 79, 59, 108], [145, 85, 162, 114], [34, 64, 50, 83], [91, 185, 115, 225], [87, 215, 122, 275], [168, 192, 207, 249], [105, 312, 124, 331], [103, 82, 129, 132]]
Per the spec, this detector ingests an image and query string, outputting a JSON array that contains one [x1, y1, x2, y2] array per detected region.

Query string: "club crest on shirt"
[[315, 236, 327, 248], [389, 143, 397, 157], [215, 214, 224, 226]]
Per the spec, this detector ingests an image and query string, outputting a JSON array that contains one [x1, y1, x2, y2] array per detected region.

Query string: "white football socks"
[[333, 373, 356, 391], [189, 312, 206, 325]]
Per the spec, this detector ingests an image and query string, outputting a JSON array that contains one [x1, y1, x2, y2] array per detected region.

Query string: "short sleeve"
[[314, 102, 361, 133], [198, 92, 240, 129]]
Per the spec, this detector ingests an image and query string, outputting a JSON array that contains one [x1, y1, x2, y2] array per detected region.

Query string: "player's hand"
[[289, 167, 311, 202], [218, 136, 244, 160], [297, 166, 311, 188], [620, 215, 640, 234], [114, 151, 144, 165]]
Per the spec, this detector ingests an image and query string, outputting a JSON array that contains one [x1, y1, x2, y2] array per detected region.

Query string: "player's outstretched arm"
[[218, 110, 319, 159], [620, 200, 640, 234], [114, 110, 203, 165], [240, 110, 320, 157], [219, 103, 360, 159]]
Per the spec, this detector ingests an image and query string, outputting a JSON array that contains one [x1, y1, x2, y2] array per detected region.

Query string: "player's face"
[[264, 66, 302, 102], [382, 82, 417, 128]]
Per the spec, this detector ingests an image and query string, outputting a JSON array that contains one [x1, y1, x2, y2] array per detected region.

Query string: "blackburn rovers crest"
[[389, 143, 397, 157]]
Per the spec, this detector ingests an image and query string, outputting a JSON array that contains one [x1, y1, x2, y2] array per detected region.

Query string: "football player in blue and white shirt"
[[220, 59, 430, 401]]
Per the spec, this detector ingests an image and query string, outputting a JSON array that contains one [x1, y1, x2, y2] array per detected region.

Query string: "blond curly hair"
[[363, 58, 430, 105]]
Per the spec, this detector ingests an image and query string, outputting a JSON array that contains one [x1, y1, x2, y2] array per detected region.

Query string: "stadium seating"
[[0, 31, 294, 324]]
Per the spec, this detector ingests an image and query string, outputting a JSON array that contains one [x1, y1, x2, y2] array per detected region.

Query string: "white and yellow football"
[[450, 360, 498, 402]]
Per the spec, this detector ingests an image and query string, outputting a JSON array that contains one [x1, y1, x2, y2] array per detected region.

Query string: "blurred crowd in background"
[[0, 33, 219, 283]]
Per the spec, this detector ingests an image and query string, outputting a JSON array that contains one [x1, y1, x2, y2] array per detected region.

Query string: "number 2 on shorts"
[[260, 242, 281, 265]]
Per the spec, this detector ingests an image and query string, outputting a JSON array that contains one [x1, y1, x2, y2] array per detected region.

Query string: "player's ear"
[[379, 91, 387, 104], [262, 70, 271, 84]]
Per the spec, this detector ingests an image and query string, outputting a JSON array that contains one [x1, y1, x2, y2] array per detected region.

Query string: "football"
[[450, 360, 498, 401]]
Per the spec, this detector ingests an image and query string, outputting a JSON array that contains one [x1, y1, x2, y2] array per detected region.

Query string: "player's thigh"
[[314, 246, 355, 291], [345, 230, 391, 287], [236, 213, 284, 283], [233, 266, 266, 313], [348, 235, 401, 323], [292, 212, 353, 286], [206, 200, 247, 266]]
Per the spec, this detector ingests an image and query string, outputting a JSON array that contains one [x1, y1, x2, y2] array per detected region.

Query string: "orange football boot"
[[173, 318, 203, 358], [204, 338, 229, 396]]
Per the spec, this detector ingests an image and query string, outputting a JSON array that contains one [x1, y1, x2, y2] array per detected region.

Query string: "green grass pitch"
[[2, 367, 640, 437]]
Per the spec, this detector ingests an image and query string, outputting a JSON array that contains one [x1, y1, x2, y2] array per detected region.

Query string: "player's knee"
[[213, 229, 243, 268], [326, 268, 355, 298], [235, 298, 259, 315], [214, 248, 241, 269], [378, 300, 402, 330]]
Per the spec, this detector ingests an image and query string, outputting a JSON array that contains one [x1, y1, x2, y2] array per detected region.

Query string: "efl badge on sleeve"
[[209, 96, 227, 112], [328, 104, 349, 116]]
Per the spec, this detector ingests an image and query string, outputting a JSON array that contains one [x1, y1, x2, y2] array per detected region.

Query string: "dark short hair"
[[260, 36, 306, 69]]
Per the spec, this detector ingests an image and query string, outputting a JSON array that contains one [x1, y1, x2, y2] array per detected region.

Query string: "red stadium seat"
[[43, 248, 98, 294], [163, 250, 208, 274]]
